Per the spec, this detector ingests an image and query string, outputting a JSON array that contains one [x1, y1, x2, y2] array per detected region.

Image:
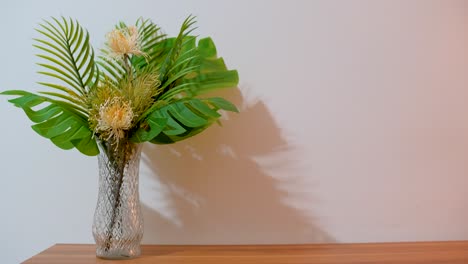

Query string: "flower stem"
[[102, 141, 130, 253], [123, 54, 132, 77]]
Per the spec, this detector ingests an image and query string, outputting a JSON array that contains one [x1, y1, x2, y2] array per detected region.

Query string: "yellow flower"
[[96, 97, 134, 141], [106, 26, 144, 60]]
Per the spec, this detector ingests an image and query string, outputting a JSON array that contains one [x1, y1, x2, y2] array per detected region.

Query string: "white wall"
[[1, 0, 468, 263]]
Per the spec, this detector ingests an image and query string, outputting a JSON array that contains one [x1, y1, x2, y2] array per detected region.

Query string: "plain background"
[[1, 0, 468, 263]]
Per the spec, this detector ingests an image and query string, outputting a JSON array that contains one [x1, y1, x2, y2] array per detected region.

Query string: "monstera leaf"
[[2, 90, 98, 155], [130, 97, 237, 144]]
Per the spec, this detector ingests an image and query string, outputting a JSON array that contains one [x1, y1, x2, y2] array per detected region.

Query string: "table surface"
[[23, 241, 468, 264]]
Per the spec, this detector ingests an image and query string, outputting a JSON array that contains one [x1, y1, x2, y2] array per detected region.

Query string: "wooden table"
[[23, 241, 468, 264]]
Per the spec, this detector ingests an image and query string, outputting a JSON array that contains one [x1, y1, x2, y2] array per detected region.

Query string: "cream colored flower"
[[96, 97, 134, 141], [106, 26, 144, 60]]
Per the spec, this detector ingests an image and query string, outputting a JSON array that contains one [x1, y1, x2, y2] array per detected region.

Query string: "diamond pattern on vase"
[[93, 141, 143, 259]]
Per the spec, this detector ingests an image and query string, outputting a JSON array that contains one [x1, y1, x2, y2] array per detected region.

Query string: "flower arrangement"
[[1, 15, 238, 155], [1, 15, 238, 259]]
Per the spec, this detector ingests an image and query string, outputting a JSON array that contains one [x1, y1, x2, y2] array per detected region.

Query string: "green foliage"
[[1, 15, 239, 156], [34, 17, 100, 113], [131, 97, 237, 143], [1, 90, 98, 155]]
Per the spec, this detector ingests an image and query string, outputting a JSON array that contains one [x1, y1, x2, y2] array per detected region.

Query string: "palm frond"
[[153, 21, 238, 102], [34, 17, 99, 107], [97, 54, 126, 88], [130, 18, 167, 70], [157, 15, 198, 96]]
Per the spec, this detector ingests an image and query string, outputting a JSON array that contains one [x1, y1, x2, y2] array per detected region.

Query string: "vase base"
[[96, 247, 141, 259], [96, 255, 140, 260]]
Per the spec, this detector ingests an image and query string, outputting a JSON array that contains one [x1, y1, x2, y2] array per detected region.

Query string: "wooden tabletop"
[[23, 241, 468, 264]]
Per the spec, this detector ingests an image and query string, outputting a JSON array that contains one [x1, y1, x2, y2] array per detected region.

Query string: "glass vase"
[[92, 139, 143, 259]]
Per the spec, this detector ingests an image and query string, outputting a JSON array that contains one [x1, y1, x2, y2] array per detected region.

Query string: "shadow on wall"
[[140, 87, 334, 244]]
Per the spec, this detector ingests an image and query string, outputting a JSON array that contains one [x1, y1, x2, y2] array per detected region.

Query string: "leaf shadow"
[[139, 87, 335, 244]]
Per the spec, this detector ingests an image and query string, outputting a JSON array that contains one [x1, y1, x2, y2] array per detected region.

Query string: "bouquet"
[[1, 15, 238, 259], [1, 15, 238, 155]]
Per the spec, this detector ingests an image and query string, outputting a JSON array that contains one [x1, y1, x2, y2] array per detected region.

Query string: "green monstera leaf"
[[2, 90, 98, 155], [130, 97, 237, 144]]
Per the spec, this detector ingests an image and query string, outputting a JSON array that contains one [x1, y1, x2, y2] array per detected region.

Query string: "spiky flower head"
[[106, 26, 144, 60], [95, 97, 134, 142]]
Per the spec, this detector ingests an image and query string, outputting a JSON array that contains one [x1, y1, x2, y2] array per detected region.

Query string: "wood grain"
[[22, 241, 468, 264]]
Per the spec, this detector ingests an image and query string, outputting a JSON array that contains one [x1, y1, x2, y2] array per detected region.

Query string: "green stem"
[[103, 140, 130, 253]]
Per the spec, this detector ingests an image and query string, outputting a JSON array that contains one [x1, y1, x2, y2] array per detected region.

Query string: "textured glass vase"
[[93, 140, 143, 259]]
